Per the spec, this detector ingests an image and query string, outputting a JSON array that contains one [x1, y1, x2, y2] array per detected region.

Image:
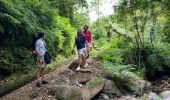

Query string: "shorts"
[[86, 42, 92, 48], [77, 48, 86, 56], [37, 56, 46, 68]]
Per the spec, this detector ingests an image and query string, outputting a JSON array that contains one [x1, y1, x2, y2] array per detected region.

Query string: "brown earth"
[[0, 57, 105, 100]]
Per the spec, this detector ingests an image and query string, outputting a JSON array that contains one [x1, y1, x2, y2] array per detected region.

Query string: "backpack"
[[44, 51, 51, 64]]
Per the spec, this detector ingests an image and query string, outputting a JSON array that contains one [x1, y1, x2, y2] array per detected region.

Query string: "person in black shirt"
[[73, 29, 88, 70]]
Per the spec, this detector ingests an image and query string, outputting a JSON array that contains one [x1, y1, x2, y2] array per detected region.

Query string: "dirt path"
[[0, 57, 104, 100]]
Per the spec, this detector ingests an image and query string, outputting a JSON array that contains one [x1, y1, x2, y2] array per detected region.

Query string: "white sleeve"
[[35, 40, 46, 57]]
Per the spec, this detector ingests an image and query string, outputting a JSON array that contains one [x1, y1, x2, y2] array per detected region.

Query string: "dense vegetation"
[[91, 0, 170, 81], [0, 0, 170, 97], [0, 0, 89, 96], [0, 0, 89, 76]]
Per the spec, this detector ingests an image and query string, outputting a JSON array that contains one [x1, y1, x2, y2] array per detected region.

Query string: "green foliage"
[[103, 61, 133, 77], [0, 0, 89, 96], [92, 0, 170, 81], [50, 0, 88, 24], [98, 48, 124, 64], [0, 0, 78, 75], [72, 13, 90, 28]]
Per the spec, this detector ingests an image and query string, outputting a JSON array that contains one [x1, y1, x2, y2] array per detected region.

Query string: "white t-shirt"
[[35, 38, 47, 57]]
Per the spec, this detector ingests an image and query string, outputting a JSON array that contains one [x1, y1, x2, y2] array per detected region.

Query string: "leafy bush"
[[103, 61, 133, 77], [0, 0, 76, 75]]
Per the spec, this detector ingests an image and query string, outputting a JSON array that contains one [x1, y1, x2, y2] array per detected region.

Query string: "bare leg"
[[36, 68, 41, 81], [82, 55, 86, 64], [40, 68, 45, 81], [77, 55, 82, 70], [86, 46, 90, 59], [82, 54, 88, 67], [36, 67, 42, 87]]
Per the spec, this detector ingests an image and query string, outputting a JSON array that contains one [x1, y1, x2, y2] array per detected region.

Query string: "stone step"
[[76, 69, 92, 73]]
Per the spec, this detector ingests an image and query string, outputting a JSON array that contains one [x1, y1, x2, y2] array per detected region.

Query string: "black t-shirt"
[[75, 35, 86, 49]]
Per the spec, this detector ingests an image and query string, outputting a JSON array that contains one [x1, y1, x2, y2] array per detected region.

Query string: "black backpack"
[[44, 51, 51, 64]]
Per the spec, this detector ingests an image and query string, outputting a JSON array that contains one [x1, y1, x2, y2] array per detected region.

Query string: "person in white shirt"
[[34, 32, 48, 87]]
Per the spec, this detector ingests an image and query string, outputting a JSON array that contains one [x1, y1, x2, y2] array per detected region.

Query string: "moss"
[[89, 77, 105, 88]]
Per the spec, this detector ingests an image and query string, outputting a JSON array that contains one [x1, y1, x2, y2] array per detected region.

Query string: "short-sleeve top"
[[75, 35, 86, 49]]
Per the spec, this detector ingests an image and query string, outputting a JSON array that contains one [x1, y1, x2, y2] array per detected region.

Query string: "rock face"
[[103, 80, 121, 97], [49, 85, 82, 100]]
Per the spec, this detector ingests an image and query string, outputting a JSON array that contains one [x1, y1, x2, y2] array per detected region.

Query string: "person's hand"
[[32, 50, 38, 56]]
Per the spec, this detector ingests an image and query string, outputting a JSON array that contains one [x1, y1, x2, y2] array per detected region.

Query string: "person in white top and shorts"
[[33, 32, 48, 87]]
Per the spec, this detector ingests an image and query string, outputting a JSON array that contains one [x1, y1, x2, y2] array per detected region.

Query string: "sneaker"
[[84, 63, 88, 67], [42, 80, 48, 84], [76, 67, 81, 70], [36, 82, 41, 87]]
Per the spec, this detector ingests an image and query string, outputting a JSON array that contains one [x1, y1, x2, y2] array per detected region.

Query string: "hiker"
[[83, 25, 93, 58], [72, 29, 88, 70], [34, 32, 48, 87]]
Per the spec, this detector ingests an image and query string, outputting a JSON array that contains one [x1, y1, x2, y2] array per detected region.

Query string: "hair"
[[38, 32, 45, 39], [77, 29, 83, 37], [84, 25, 88, 29]]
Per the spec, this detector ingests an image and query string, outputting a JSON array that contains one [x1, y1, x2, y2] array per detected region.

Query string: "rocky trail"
[[1, 56, 170, 100]]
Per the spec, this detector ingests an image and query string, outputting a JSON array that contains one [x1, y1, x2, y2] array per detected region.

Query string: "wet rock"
[[49, 85, 82, 100], [159, 91, 170, 100], [103, 80, 121, 97]]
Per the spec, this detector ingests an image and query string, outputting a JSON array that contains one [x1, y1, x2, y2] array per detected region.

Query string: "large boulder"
[[49, 85, 82, 100], [103, 80, 121, 97], [159, 91, 170, 100], [119, 70, 151, 96], [81, 77, 106, 100], [148, 92, 162, 100]]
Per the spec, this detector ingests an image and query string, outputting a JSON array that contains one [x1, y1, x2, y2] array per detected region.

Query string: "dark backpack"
[[44, 51, 51, 64]]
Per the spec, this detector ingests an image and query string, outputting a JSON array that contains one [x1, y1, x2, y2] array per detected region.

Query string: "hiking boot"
[[42, 80, 48, 84], [36, 82, 41, 87]]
